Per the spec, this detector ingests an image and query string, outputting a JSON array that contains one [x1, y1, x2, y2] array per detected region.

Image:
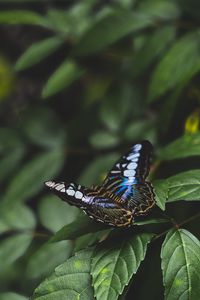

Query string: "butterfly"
[[45, 140, 155, 227]]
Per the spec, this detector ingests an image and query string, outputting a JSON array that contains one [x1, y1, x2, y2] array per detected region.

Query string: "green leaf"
[[0, 10, 44, 25], [0, 147, 25, 181], [149, 31, 200, 102], [0, 293, 28, 300], [132, 25, 176, 78], [79, 153, 119, 186], [15, 37, 63, 71], [51, 213, 109, 243], [38, 195, 78, 233], [4, 149, 64, 204], [158, 133, 200, 160], [138, 1, 180, 20], [74, 231, 108, 252], [0, 203, 36, 234], [154, 179, 169, 210], [91, 233, 153, 300], [89, 131, 120, 149], [21, 107, 66, 149], [124, 119, 155, 142], [42, 60, 85, 98], [73, 11, 153, 56], [154, 170, 200, 207], [167, 170, 200, 203], [135, 218, 169, 225], [0, 233, 32, 273], [26, 240, 73, 279], [32, 248, 94, 300], [161, 229, 200, 300]]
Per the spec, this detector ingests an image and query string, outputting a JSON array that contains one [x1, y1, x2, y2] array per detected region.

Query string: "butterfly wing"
[[102, 141, 155, 214], [45, 181, 93, 209], [45, 181, 133, 227]]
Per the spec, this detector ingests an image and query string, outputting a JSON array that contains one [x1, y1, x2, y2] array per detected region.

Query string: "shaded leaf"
[[124, 119, 155, 142], [0, 233, 32, 273], [0, 147, 25, 181], [38, 195, 78, 233], [135, 218, 169, 225], [0, 203, 36, 234], [42, 60, 85, 98], [132, 25, 176, 78], [149, 31, 200, 102], [0, 293, 28, 300], [32, 248, 94, 300], [90, 131, 120, 149], [74, 11, 153, 55], [138, 1, 180, 20], [21, 107, 66, 149], [91, 233, 153, 300], [161, 229, 200, 300], [51, 213, 109, 243], [79, 153, 119, 186], [74, 231, 109, 252], [15, 37, 64, 71], [158, 133, 200, 160], [0, 10, 44, 25], [4, 149, 64, 204], [26, 240, 73, 279]]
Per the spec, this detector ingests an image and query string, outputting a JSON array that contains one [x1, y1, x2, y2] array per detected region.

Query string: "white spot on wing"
[[55, 183, 65, 191], [133, 144, 142, 151], [66, 189, 75, 196], [45, 181, 55, 187], [127, 153, 140, 161], [75, 191, 83, 199], [127, 162, 137, 170], [124, 170, 136, 177]]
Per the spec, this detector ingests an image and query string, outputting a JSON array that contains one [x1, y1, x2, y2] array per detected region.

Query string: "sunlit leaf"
[[74, 11, 153, 55], [26, 240, 73, 279], [0, 233, 32, 273], [167, 170, 200, 203], [38, 195, 78, 233], [92, 233, 153, 300], [42, 60, 85, 98], [149, 31, 200, 102], [15, 37, 64, 71], [158, 133, 200, 160], [4, 149, 64, 204], [32, 248, 94, 300], [161, 229, 200, 300], [153, 179, 169, 210], [154, 170, 200, 207], [0, 10, 44, 25]]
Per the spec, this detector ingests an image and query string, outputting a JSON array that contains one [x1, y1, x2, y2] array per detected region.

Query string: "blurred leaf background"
[[0, 0, 200, 299]]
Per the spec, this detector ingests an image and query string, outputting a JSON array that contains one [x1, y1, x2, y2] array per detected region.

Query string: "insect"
[[45, 141, 155, 227]]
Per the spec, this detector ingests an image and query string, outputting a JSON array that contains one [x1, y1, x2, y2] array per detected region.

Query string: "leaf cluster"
[[0, 0, 200, 299]]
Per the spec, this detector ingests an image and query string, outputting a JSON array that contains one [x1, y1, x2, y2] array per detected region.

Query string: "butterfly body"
[[45, 141, 155, 227]]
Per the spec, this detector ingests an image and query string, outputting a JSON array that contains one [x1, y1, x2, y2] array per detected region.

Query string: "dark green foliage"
[[0, 1, 200, 299]]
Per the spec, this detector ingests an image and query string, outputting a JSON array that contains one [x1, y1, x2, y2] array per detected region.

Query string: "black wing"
[[102, 141, 155, 212]]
